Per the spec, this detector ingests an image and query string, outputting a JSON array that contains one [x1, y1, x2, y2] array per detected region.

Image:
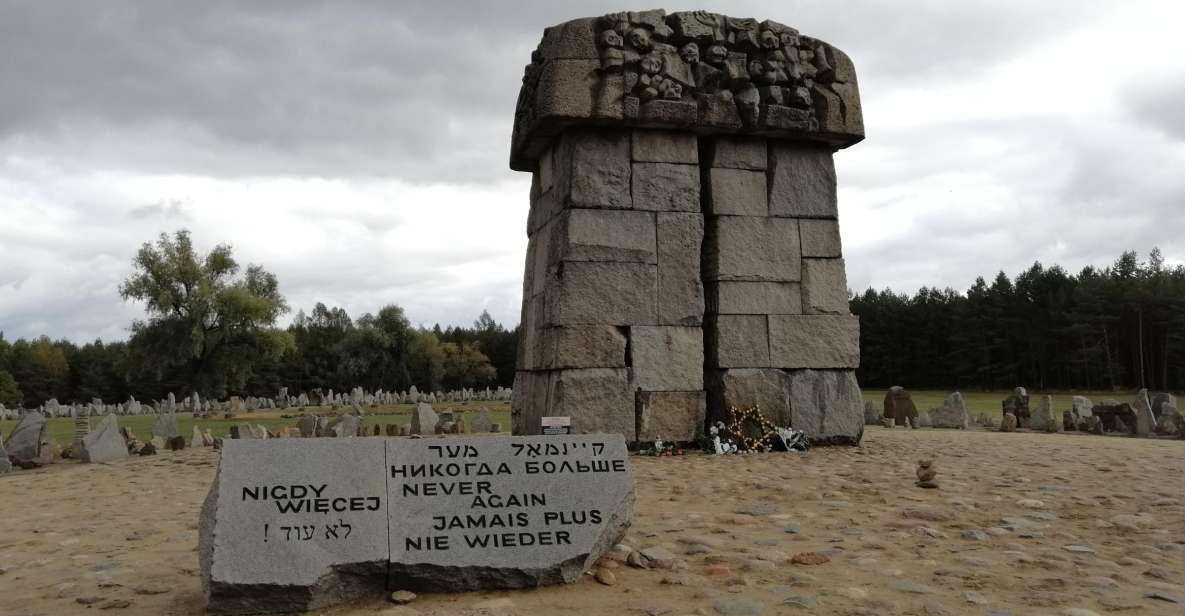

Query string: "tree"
[[0, 370, 22, 407], [119, 230, 290, 398]]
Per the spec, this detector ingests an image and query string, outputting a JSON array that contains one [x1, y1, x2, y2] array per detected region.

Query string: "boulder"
[[928, 392, 969, 429], [80, 414, 129, 463], [1002, 388, 1030, 427], [883, 387, 918, 427], [298, 415, 318, 438], [1000, 412, 1018, 432], [6, 412, 54, 467], [411, 403, 438, 435], [1029, 395, 1060, 432]]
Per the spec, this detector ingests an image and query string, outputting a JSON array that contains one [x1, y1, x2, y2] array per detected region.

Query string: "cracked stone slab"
[[200, 439, 390, 614], [387, 434, 634, 591]]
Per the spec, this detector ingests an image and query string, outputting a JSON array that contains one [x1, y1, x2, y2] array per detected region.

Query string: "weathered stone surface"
[[298, 415, 317, 438], [1150, 392, 1178, 418], [632, 162, 700, 212], [708, 315, 770, 368], [545, 261, 657, 326], [707, 368, 791, 426], [1029, 396, 1060, 432], [549, 368, 635, 440], [864, 401, 880, 425], [706, 216, 801, 282], [1133, 390, 1157, 437], [412, 403, 438, 436], [1071, 396, 1094, 423], [768, 145, 837, 219], [471, 408, 495, 433], [788, 370, 863, 444], [656, 212, 705, 326], [709, 137, 767, 171], [630, 326, 704, 392], [6, 412, 52, 467], [707, 168, 767, 216], [883, 387, 918, 426], [540, 325, 628, 370], [387, 435, 633, 591], [799, 219, 843, 258], [200, 439, 390, 614], [708, 281, 801, 315], [510, 12, 864, 171], [0, 437, 10, 473], [929, 393, 969, 429], [512, 371, 555, 437], [801, 259, 850, 315], [1000, 412, 1018, 432], [631, 130, 698, 164], [551, 209, 657, 264], [152, 412, 180, 440], [768, 315, 860, 369], [554, 130, 632, 210], [636, 391, 706, 442], [80, 414, 129, 463]]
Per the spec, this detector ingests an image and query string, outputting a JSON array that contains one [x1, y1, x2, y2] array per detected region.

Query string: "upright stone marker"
[[200, 439, 389, 614], [200, 435, 634, 613], [510, 10, 865, 444], [80, 414, 129, 463]]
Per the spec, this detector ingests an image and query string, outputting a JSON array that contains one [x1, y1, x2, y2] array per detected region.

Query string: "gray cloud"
[[0, 1, 1182, 342]]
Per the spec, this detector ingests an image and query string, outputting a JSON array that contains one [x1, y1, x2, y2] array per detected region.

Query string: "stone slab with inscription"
[[199, 439, 390, 614], [387, 434, 633, 590], [198, 434, 634, 614]]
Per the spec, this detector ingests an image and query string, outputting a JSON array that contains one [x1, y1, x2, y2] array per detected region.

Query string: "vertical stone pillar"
[[702, 140, 862, 444], [513, 128, 706, 442], [511, 10, 865, 444]]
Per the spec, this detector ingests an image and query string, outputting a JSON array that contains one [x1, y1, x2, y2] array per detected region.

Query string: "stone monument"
[[510, 10, 864, 445], [200, 435, 633, 613]]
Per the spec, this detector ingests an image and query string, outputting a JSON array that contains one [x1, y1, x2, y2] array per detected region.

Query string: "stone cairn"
[[509, 10, 865, 445]]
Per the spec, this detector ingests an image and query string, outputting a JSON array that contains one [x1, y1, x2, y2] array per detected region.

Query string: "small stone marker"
[[411, 403, 438, 435], [471, 408, 494, 433], [152, 412, 180, 440], [200, 434, 633, 613], [80, 414, 129, 463]]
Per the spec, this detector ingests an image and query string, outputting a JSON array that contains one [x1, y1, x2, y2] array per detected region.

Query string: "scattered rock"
[[594, 568, 616, 586], [963, 591, 989, 605], [1145, 591, 1183, 604], [713, 597, 763, 615], [790, 552, 830, 565], [783, 595, 818, 609], [389, 590, 417, 604], [891, 580, 933, 594], [961, 529, 988, 541]]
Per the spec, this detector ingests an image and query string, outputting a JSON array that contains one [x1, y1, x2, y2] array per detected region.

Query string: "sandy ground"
[[1, 428, 1183, 616]]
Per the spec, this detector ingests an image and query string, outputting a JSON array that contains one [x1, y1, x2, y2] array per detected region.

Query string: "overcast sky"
[[1, 1, 1183, 343]]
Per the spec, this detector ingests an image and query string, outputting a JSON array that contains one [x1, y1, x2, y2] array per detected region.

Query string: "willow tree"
[[120, 230, 290, 398]]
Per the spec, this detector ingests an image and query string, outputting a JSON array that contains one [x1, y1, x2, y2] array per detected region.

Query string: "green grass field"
[[860, 389, 1167, 421], [1, 402, 513, 447], [4, 391, 1172, 446]]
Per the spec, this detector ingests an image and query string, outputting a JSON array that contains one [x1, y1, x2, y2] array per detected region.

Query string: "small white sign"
[[541, 416, 571, 435]]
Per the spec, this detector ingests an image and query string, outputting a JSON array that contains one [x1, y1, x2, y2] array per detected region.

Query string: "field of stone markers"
[[1, 422, 1183, 616]]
